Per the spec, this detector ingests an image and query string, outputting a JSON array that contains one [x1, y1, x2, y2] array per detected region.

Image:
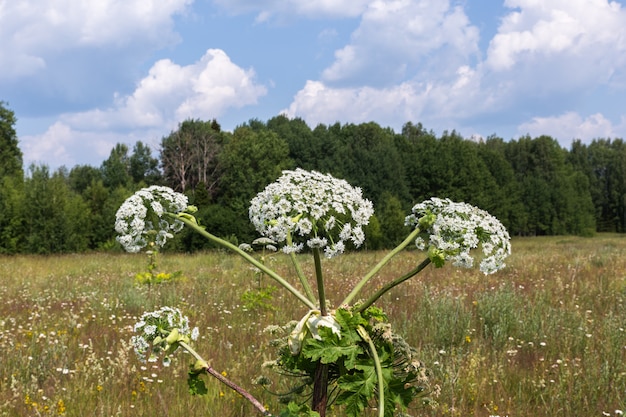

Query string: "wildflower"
[[249, 169, 374, 258], [115, 186, 188, 253], [405, 197, 511, 274], [131, 306, 199, 363]]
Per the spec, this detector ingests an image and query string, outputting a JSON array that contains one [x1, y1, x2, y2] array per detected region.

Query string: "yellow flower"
[[57, 399, 66, 415], [465, 335, 472, 343]]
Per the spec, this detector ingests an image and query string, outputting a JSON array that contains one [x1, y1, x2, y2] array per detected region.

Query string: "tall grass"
[[1, 235, 626, 416]]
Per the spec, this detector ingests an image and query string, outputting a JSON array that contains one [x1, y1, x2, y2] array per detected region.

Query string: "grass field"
[[2, 235, 626, 416]]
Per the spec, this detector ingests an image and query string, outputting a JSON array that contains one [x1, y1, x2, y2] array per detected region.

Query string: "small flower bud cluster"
[[115, 186, 188, 252], [405, 197, 511, 274], [249, 169, 374, 258], [131, 306, 199, 363]]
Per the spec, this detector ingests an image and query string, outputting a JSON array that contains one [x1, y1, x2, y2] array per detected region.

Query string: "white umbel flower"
[[131, 306, 199, 363], [249, 169, 374, 258], [405, 197, 511, 274], [115, 186, 188, 252]]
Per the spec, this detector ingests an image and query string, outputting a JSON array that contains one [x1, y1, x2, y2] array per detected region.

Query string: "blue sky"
[[2, 0, 626, 170]]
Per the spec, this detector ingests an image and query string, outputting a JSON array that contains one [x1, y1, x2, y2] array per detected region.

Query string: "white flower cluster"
[[131, 306, 199, 364], [115, 186, 188, 253], [249, 169, 374, 257], [405, 198, 511, 274]]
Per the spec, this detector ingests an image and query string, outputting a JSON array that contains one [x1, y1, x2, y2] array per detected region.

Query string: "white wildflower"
[[115, 186, 188, 252], [405, 197, 511, 274], [249, 169, 374, 258], [131, 306, 196, 362]]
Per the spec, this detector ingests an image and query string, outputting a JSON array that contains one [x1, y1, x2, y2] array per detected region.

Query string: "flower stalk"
[[341, 227, 422, 306], [170, 213, 317, 310]]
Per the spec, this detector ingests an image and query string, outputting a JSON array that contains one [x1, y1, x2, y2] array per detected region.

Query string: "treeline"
[[1, 102, 625, 254]]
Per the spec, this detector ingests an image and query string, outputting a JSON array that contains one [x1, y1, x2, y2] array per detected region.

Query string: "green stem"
[[171, 214, 317, 310], [341, 228, 422, 306], [178, 341, 273, 416], [356, 257, 431, 314], [356, 326, 384, 417], [313, 247, 326, 315], [287, 233, 316, 302]]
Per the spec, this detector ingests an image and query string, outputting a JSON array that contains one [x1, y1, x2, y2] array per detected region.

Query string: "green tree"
[[68, 164, 103, 194], [477, 136, 524, 231], [505, 135, 595, 235], [571, 138, 626, 232], [101, 143, 132, 189], [214, 127, 293, 242], [0, 175, 24, 253], [160, 119, 223, 194], [0, 101, 22, 179], [376, 192, 410, 248], [24, 165, 90, 253], [0, 102, 25, 252], [130, 141, 161, 185]]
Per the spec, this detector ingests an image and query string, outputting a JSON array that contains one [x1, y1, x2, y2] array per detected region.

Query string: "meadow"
[[1, 235, 626, 417]]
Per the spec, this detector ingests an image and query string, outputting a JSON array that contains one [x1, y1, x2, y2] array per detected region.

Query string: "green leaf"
[[187, 372, 208, 396], [336, 365, 377, 417], [428, 246, 446, 267], [301, 327, 362, 366]]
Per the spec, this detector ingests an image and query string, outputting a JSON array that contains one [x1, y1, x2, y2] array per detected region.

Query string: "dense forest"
[[1, 101, 625, 254]]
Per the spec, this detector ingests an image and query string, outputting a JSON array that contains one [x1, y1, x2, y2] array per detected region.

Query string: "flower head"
[[249, 169, 374, 257], [131, 306, 199, 363], [115, 186, 188, 252], [405, 198, 511, 274]]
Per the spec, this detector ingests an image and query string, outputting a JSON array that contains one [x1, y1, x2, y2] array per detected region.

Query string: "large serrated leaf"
[[336, 366, 377, 417], [301, 332, 361, 365]]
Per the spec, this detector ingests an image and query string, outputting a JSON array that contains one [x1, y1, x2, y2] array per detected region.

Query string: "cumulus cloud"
[[486, 0, 626, 89], [212, 0, 371, 19], [517, 111, 626, 147], [286, 0, 626, 136], [283, 64, 485, 130], [322, 0, 479, 86], [20, 122, 122, 168], [63, 49, 266, 130], [21, 49, 266, 169], [0, 0, 191, 80], [284, 0, 484, 129], [0, 0, 193, 116]]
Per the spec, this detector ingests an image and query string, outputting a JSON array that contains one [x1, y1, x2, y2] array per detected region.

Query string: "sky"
[[2, 0, 626, 171]]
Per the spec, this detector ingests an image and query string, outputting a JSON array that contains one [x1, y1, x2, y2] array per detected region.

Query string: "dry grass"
[[1, 235, 626, 416]]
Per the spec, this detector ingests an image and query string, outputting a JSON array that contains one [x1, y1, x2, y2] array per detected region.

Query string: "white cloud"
[[322, 0, 480, 86], [0, 0, 192, 81], [517, 111, 626, 147], [284, 1, 485, 129], [20, 122, 124, 168], [284, 64, 485, 130], [22, 49, 267, 169], [486, 0, 626, 86], [62, 49, 266, 130], [212, 0, 370, 19]]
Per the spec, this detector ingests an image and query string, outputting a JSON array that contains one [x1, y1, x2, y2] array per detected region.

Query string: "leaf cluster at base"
[[264, 306, 432, 417]]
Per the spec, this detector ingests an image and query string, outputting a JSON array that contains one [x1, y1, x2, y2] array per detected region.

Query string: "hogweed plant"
[[116, 168, 511, 417]]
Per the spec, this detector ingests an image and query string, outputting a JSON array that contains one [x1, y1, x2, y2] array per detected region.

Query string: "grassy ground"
[[1, 235, 626, 416]]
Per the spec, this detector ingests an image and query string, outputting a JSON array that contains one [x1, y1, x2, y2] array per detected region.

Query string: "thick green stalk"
[[286, 233, 316, 302], [311, 247, 329, 416], [312, 247, 326, 315], [356, 326, 384, 417], [171, 213, 317, 310], [341, 227, 422, 306], [355, 257, 431, 314]]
